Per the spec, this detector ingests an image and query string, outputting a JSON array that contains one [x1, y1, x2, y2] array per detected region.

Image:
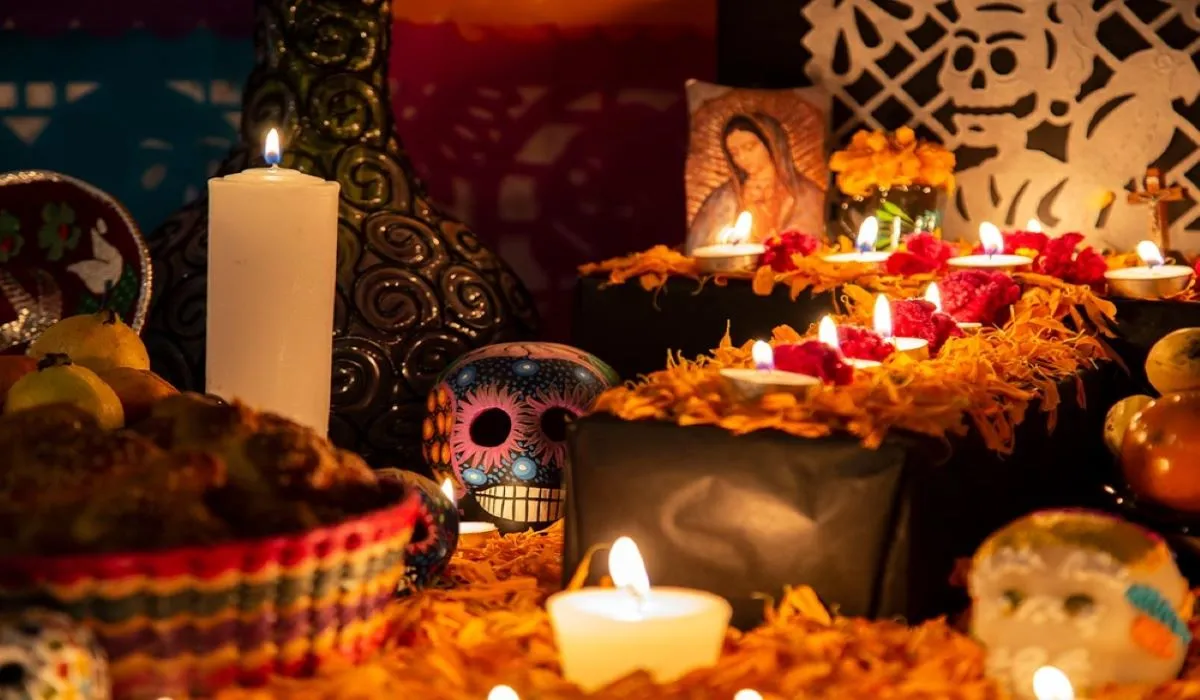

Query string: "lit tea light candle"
[[442, 478, 498, 546], [734, 691, 764, 700], [947, 222, 1034, 271], [718, 341, 820, 400], [874, 294, 929, 360], [824, 216, 892, 264], [547, 537, 731, 691], [1032, 665, 1074, 700], [693, 211, 765, 273], [1104, 240, 1194, 299], [488, 686, 519, 700], [207, 128, 340, 434], [923, 282, 981, 331], [818, 315, 881, 369], [1026, 218, 1043, 233]]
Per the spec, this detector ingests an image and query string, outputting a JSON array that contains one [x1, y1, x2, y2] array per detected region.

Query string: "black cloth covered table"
[[1109, 298, 1200, 391], [572, 275, 835, 381], [564, 369, 1118, 630]]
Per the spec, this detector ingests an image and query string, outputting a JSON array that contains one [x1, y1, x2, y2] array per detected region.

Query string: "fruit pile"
[[1, 310, 174, 427], [0, 312, 402, 556]]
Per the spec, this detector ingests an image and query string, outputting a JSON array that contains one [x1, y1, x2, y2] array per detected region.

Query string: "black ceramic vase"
[[143, 0, 538, 470]]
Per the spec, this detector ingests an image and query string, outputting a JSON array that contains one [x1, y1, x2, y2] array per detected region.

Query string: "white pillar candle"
[[206, 129, 340, 434], [547, 537, 731, 692]]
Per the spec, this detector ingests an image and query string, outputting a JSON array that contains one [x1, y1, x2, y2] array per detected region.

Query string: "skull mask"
[[970, 510, 1191, 698], [0, 608, 110, 700], [940, 0, 1097, 146], [423, 342, 618, 533]]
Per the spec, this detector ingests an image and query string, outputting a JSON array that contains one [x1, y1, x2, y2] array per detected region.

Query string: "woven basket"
[[0, 488, 421, 699]]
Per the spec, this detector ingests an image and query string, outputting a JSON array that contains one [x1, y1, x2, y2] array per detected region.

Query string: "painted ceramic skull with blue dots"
[[423, 342, 617, 532], [0, 608, 110, 700]]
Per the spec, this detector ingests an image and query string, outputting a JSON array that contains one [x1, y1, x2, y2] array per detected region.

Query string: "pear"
[[28, 309, 150, 373], [97, 367, 179, 425], [4, 354, 125, 429]]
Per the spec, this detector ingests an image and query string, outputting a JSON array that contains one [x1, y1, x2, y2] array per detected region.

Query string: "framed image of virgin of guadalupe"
[[684, 81, 831, 254]]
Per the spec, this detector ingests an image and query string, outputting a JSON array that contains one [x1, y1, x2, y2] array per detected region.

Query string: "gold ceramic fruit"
[[28, 309, 150, 373], [1104, 394, 1153, 456], [4, 354, 125, 429], [97, 367, 179, 425], [1121, 391, 1200, 514], [1145, 328, 1200, 396]]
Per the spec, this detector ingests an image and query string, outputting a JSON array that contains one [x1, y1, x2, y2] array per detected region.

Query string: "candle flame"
[[264, 128, 282, 167], [923, 282, 942, 313], [487, 685, 520, 700], [751, 340, 774, 370], [440, 478, 456, 504], [734, 691, 764, 700], [890, 217, 902, 250], [856, 216, 879, 253], [1026, 218, 1043, 233], [1136, 240, 1165, 267], [720, 211, 754, 245], [818, 316, 839, 350], [979, 222, 1003, 256], [1031, 666, 1074, 700], [873, 294, 893, 339], [609, 536, 651, 599]]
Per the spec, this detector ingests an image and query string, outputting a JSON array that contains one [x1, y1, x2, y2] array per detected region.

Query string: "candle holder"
[[142, 0, 537, 469], [718, 368, 819, 401], [692, 245, 765, 274], [1104, 266, 1194, 300]]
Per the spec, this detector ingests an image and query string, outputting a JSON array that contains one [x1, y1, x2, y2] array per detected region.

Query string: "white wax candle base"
[[956, 322, 983, 332], [946, 254, 1033, 271], [719, 368, 820, 400], [547, 587, 732, 692], [1104, 265, 1194, 299], [845, 357, 882, 369], [692, 244, 765, 274], [823, 251, 892, 264], [889, 337, 930, 361], [459, 521, 499, 547]]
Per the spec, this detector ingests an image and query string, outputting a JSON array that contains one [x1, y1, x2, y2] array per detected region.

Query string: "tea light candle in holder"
[[547, 537, 732, 692], [1104, 240, 1194, 299], [818, 316, 881, 369], [692, 211, 765, 274], [874, 294, 929, 360], [923, 282, 982, 331], [824, 216, 892, 264], [718, 341, 820, 400], [947, 222, 1034, 271], [1032, 665, 1074, 700], [442, 478, 498, 547]]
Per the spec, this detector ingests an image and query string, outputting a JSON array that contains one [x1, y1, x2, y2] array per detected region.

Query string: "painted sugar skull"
[[377, 469, 460, 590], [423, 342, 617, 532], [0, 608, 110, 700], [970, 510, 1191, 698]]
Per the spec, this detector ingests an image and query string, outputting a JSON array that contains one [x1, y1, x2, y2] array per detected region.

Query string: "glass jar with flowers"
[[829, 127, 955, 249]]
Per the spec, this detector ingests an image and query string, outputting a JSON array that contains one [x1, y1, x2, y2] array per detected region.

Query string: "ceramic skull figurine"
[[423, 342, 617, 532], [0, 608, 110, 700], [970, 510, 1191, 698], [378, 468, 460, 590]]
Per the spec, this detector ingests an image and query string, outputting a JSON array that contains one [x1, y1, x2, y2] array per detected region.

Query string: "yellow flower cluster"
[[829, 127, 956, 198]]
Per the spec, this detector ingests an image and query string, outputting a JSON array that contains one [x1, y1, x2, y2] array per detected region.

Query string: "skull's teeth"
[[473, 486, 566, 523]]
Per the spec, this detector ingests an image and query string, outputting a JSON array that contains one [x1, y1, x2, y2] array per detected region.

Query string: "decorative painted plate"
[[0, 170, 151, 353]]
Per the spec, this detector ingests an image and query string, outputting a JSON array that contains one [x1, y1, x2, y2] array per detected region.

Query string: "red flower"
[[940, 269, 1021, 324], [774, 341, 854, 385], [885, 232, 957, 276], [891, 299, 963, 354], [762, 230, 821, 272], [1033, 232, 1107, 288], [1193, 258, 1200, 278], [836, 326, 894, 361]]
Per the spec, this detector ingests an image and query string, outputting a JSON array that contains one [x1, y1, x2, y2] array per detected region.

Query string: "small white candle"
[[818, 315, 880, 369], [692, 211, 765, 272], [547, 537, 731, 691], [890, 216, 902, 250], [719, 341, 820, 399], [207, 128, 340, 434], [874, 294, 929, 360], [734, 692, 764, 700], [923, 282, 981, 331], [1026, 218, 1043, 233], [947, 221, 1034, 271], [1032, 666, 1074, 700], [824, 216, 892, 264], [488, 686, 519, 700], [442, 478, 498, 545], [1104, 240, 1194, 299]]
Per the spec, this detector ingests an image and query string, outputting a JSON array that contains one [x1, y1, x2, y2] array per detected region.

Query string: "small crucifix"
[[1128, 167, 1188, 253]]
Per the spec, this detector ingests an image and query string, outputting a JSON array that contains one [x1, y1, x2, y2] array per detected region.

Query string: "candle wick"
[[622, 584, 649, 616]]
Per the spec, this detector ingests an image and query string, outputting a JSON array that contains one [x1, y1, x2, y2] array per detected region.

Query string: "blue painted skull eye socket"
[[462, 468, 487, 486], [512, 359, 539, 376], [511, 457, 537, 481]]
